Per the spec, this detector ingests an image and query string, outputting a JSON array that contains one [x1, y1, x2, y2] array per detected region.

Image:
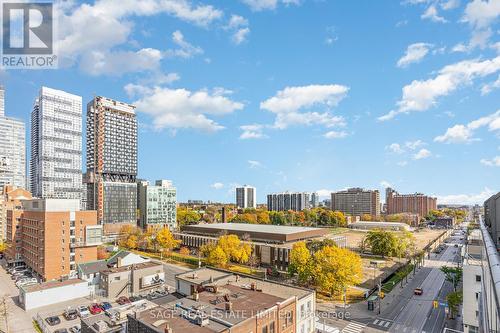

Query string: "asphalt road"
[[384, 234, 463, 333]]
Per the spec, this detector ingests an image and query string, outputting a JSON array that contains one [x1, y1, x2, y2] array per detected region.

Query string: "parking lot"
[[0, 259, 190, 333]]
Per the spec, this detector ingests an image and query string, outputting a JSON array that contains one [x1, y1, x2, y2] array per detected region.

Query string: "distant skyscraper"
[[138, 180, 177, 230], [311, 192, 319, 208], [236, 185, 256, 209], [86, 96, 137, 237], [30, 87, 83, 203], [331, 188, 380, 217], [0, 86, 26, 189], [267, 192, 310, 211]]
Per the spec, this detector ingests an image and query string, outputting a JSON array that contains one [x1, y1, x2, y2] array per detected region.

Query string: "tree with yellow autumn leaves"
[[201, 234, 252, 267], [288, 241, 362, 296]]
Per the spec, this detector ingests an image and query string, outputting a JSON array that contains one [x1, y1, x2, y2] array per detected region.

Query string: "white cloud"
[[55, 0, 222, 73], [239, 124, 268, 139], [387, 143, 405, 154], [480, 156, 500, 166], [434, 110, 500, 143], [481, 75, 500, 95], [240, 0, 301, 11], [225, 15, 251, 45], [458, 0, 500, 52], [324, 130, 348, 139], [435, 188, 495, 205], [260, 84, 349, 129], [397, 43, 433, 68], [211, 182, 225, 189], [413, 148, 432, 160], [462, 0, 500, 29], [379, 56, 500, 121], [387, 140, 425, 154], [397, 161, 408, 167], [441, 0, 460, 10], [165, 30, 203, 58], [248, 160, 263, 168], [80, 48, 163, 76], [405, 139, 425, 150], [129, 86, 244, 132], [232, 28, 251, 45], [421, 5, 447, 23]]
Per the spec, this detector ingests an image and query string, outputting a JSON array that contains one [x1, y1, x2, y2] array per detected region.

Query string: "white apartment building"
[[138, 180, 177, 230], [236, 185, 256, 209], [30, 87, 83, 204], [0, 86, 26, 189], [463, 229, 483, 333]]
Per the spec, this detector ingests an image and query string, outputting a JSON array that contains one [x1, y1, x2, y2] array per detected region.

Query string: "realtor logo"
[[1, 1, 57, 69]]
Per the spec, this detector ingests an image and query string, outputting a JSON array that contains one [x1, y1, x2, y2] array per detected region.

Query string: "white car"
[[16, 278, 37, 287], [77, 306, 90, 318]]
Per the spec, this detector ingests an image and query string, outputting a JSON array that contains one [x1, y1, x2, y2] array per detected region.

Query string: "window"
[[476, 275, 481, 282], [114, 276, 120, 281], [469, 325, 479, 333], [262, 326, 268, 333], [269, 322, 275, 333]]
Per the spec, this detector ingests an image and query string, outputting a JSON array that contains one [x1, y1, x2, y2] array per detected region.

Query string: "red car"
[[89, 303, 102, 315], [116, 296, 131, 305]]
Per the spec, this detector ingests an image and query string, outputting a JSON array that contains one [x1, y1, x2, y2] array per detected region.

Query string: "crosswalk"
[[342, 321, 366, 333], [371, 318, 393, 329]]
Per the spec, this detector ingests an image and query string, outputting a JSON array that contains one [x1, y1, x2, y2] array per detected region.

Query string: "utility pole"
[[378, 279, 382, 315]]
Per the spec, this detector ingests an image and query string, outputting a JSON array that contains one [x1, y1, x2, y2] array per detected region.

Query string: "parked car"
[[414, 288, 423, 295], [69, 325, 81, 333], [15, 278, 37, 287], [64, 309, 78, 320], [45, 316, 61, 326], [8, 266, 26, 274], [116, 296, 130, 305], [77, 305, 90, 318], [89, 303, 102, 315], [128, 296, 141, 302], [99, 302, 112, 311], [54, 329, 68, 333]]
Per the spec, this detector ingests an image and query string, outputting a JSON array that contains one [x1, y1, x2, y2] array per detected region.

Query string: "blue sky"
[[2, 0, 500, 204]]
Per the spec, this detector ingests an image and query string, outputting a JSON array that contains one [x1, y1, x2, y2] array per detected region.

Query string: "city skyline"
[[1, 0, 499, 205]]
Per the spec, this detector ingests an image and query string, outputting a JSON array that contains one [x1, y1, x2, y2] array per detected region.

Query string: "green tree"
[[288, 242, 312, 285], [441, 266, 462, 291], [364, 229, 398, 257], [447, 291, 463, 319]]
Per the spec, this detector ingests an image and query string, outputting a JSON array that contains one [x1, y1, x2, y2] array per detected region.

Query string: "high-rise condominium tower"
[[331, 188, 380, 217], [236, 185, 256, 209], [267, 192, 311, 211], [30, 87, 83, 202], [0, 86, 26, 189], [86, 96, 137, 237], [138, 180, 177, 230]]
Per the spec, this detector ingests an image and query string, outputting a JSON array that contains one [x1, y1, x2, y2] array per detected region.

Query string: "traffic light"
[[379, 291, 385, 299], [433, 300, 438, 309]]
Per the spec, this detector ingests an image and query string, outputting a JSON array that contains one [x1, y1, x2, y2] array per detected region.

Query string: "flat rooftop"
[[181, 223, 328, 243], [21, 278, 85, 293], [176, 267, 312, 300], [176, 268, 231, 286], [100, 261, 162, 275]]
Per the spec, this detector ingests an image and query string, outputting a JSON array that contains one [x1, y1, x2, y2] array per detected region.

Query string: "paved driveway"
[[0, 261, 36, 333]]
